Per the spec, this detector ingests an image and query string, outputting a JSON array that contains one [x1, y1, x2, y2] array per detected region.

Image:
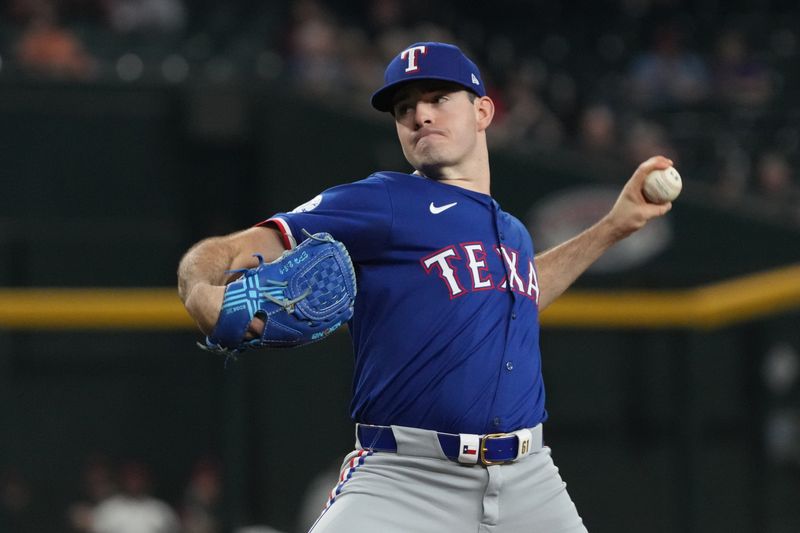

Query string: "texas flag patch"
[[458, 434, 480, 464]]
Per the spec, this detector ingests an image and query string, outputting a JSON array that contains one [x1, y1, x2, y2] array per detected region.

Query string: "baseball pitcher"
[[178, 42, 674, 532]]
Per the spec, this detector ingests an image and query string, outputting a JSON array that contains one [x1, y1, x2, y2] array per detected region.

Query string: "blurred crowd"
[[1, 455, 227, 533], [0, 451, 343, 532], [2, 0, 800, 224]]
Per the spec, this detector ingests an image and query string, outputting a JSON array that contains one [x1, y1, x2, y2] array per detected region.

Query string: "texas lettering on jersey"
[[421, 242, 540, 304]]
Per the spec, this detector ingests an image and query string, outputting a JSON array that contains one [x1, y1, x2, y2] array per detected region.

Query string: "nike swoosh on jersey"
[[429, 201, 458, 214]]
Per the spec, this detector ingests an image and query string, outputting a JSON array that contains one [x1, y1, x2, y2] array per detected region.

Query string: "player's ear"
[[475, 96, 494, 132]]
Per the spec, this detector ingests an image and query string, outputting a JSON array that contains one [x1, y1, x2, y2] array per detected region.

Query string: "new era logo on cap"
[[371, 42, 487, 112]]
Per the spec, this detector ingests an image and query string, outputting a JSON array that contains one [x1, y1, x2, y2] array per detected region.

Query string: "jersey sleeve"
[[258, 175, 393, 262]]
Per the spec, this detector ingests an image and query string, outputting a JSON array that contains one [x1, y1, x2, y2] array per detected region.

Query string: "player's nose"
[[413, 102, 435, 128]]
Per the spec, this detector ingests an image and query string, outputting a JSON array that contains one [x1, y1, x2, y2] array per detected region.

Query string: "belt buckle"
[[480, 433, 512, 466]]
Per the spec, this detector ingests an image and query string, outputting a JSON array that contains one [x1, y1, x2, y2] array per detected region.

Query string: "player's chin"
[[414, 149, 455, 169]]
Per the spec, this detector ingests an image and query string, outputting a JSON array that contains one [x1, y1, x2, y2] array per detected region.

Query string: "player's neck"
[[422, 172, 491, 195], [414, 155, 491, 195]]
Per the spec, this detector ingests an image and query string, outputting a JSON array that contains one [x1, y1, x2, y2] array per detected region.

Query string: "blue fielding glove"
[[200, 232, 356, 355]]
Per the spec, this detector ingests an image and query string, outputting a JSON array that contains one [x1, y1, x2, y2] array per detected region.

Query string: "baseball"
[[643, 166, 682, 203]]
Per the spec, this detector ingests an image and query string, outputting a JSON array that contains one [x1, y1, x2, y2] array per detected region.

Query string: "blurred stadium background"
[[1, 0, 800, 532]]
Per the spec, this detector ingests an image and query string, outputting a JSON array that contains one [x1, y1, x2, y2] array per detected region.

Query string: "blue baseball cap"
[[371, 42, 486, 112]]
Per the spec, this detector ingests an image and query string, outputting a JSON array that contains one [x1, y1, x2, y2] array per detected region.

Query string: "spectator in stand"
[[14, 0, 97, 79], [295, 459, 341, 533], [492, 62, 565, 149], [628, 24, 710, 109], [180, 458, 223, 533], [285, 0, 346, 95], [67, 455, 118, 533], [713, 139, 752, 204], [623, 118, 677, 167], [754, 151, 800, 222], [91, 461, 180, 533], [577, 103, 619, 159], [0, 469, 45, 533], [338, 27, 384, 106], [365, 0, 409, 38], [712, 30, 774, 108], [756, 151, 794, 197], [106, 0, 186, 34]]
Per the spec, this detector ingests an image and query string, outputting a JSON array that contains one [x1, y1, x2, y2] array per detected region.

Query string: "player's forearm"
[[177, 237, 239, 333], [535, 156, 675, 310], [178, 226, 287, 333], [178, 236, 237, 302], [534, 216, 622, 310], [178, 227, 286, 300]]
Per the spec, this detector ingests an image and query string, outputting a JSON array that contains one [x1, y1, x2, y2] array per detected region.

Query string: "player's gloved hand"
[[199, 232, 357, 355]]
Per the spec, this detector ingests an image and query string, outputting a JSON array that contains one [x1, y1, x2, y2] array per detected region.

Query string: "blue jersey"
[[264, 171, 545, 435]]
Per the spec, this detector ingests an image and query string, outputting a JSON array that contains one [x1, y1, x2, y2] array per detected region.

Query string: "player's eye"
[[394, 103, 412, 115]]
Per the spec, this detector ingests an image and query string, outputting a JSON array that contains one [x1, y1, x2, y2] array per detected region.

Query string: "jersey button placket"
[[494, 207, 516, 433]]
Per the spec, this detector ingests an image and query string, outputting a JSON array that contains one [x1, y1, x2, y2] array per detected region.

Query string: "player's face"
[[392, 82, 482, 176]]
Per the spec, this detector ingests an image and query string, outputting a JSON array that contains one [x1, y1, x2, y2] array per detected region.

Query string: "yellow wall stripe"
[[0, 264, 798, 331], [0, 288, 194, 330], [540, 263, 800, 329]]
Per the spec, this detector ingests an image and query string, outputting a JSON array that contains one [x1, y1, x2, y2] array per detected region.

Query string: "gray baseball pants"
[[308, 425, 587, 533]]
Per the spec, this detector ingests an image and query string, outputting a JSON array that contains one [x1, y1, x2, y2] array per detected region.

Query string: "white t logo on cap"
[[401, 45, 427, 73]]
